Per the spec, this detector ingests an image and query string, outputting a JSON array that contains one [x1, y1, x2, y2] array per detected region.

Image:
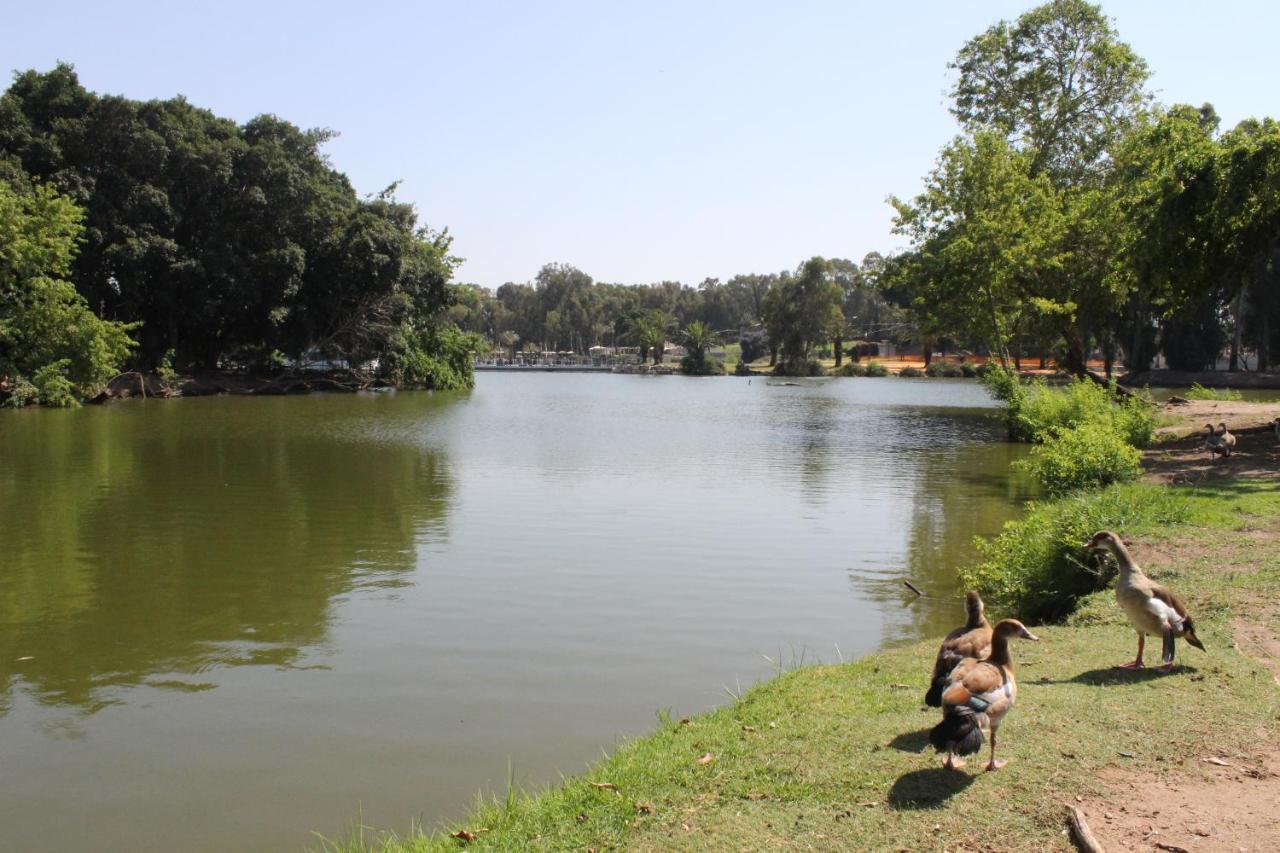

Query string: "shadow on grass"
[[1034, 663, 1198, 687], [886, 728, 932, 753], [887, 767, 975, 810]]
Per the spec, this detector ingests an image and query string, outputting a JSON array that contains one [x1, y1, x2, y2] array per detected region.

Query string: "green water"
[[0, 375, 1030, 851]]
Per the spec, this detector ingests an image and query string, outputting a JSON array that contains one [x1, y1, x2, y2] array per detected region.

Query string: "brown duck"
[[929, 618, 1039, 771], [1085, 530, 1205, 672], [924, 591, 992, 707]]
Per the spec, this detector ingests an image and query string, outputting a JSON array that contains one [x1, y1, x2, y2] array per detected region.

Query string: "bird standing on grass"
[[929, 618, 1039, 772], [1085, 530, 1205, 673], [924, 591, 992, 707]]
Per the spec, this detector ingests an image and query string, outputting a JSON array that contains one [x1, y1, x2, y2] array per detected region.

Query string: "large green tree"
[[0, 181, 136, 405]]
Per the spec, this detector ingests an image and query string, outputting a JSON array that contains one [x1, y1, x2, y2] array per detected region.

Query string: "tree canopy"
[[0, 64, 475, 403]]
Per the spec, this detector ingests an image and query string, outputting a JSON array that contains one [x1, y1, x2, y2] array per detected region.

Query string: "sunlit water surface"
[[0, 374, 1031, 851]]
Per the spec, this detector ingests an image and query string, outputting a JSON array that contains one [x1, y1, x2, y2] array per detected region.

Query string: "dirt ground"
[[1080, 434, 1280, 852], [1144, 401, 1280, 485]]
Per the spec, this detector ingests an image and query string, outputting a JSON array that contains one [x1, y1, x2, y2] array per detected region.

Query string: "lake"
[[0, 374, 1031, 851]]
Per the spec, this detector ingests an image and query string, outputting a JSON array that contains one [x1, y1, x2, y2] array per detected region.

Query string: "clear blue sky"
[[7, 1, 1276, 288]]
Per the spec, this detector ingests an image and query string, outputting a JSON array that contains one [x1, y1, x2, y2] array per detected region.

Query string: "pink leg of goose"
[[1118, 632, 1145, 669]]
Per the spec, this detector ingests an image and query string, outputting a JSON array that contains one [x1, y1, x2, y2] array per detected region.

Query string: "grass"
[[319, 480, 1280, 852], [1185, 382, 1244, 401]]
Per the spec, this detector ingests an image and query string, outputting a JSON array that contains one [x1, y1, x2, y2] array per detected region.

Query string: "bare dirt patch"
[[1077, 749, 1280, 852], [1155, 400, 1280, 439], [1143, 426, 1280, 485], [1234, 621, 1280, 686]]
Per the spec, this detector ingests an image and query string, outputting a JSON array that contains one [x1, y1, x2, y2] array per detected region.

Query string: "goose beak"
[[1022, 629, 1041, 642]]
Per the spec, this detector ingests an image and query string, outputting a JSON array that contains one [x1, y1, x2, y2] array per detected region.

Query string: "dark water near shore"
[[0, 374, 1030, 851]]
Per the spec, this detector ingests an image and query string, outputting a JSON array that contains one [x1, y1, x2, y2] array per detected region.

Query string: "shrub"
[[1184, 382, 1242, 401], [733, 360, 753, 376], [898, 366, 924, 377], [836, 362, 866, 377], [959, 482, 1191, 623], [680, 354, 724, 375], [925, 361, 964, 377], [982, 366, 1155, 448], [960, 361, 978, 378], [863, 361, 889, 377], [1018, 422, 1142, 495], [774, 359, 826, 377], [32, 360, 78, 407]]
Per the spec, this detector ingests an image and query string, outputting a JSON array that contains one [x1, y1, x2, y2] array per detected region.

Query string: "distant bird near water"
[[929, 619, 1039, 771], [1085, 530, 1205, 672], [924, 591, 992, 707]]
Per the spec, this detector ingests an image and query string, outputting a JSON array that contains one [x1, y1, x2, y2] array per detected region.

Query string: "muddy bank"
[[90, 370, 393, 403]]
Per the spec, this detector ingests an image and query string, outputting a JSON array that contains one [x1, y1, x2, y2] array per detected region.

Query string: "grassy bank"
[[324, 480, 1280, 851]]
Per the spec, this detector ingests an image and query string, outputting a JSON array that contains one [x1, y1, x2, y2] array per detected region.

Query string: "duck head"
[[1085, 530, 1123, 552], [993, 618, 1040, 642], [1203, 423, 1217, 435], [964, 590, 985, 618]]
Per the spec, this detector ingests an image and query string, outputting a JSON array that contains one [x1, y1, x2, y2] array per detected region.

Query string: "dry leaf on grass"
[[696, 752, 714, 765], [590, 782, 618, 791]]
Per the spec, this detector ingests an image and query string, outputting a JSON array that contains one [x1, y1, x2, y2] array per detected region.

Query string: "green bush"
[[959, 482, 1191, 623], [925, 361, 964, 377], [982, 366, 1155, 448], [32, 360, 78, 407], [1018, 421, 1142, 495], [1184, 382, 1242, 401], [960, 361, 979, 377], [385, 322, 482, 390], [898, 366, 924, 377], [733, 360, 753, 376], [836, 362, 867, 377], [863, 361, 889, 377], [680, 355, 724, 375]]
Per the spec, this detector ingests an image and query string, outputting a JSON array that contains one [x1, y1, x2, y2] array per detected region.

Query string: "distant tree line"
[[0, 64, 478, 406], [887, 0, 1280, 376], [451, 254, 908, 375]]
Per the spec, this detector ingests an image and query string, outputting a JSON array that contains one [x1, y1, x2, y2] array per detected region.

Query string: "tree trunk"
[[1038, 353, 1047, 369], [1230, 285, 1246, 371], [769, 346, 778, 367], [833, 334, 843, 368], [922, 337, 934, 368]]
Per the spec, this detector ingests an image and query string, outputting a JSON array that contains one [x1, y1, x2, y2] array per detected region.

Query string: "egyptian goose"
[[1085, 530, 1205, 673], [925, 591, 992, 707], [929, 618, 1039, 771], [1202, 423, 1227, 459], [1217, 422, 1236, 456]]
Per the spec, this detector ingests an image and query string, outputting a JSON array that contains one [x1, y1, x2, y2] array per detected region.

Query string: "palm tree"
[[680, 320, 720, 374]]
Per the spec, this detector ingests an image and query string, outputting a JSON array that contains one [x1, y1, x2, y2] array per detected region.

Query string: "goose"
[[1217, 422, 1236, 456], [1085, 530, 1205, 673], [924, 591, 992, 707], [929, 618, 1039, 771], [1202, 423, 1227, 459]]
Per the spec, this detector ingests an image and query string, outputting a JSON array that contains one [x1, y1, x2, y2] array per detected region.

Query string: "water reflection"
[[0, 394, 456, 715]]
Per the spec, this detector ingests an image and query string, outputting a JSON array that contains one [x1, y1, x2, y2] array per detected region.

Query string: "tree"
[[0, 181, 136, 405], [679, 320, 721, 375], [764, 257, 844, 375], [891, 132, 1068, 365], [951, 0, 1150, 184]]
